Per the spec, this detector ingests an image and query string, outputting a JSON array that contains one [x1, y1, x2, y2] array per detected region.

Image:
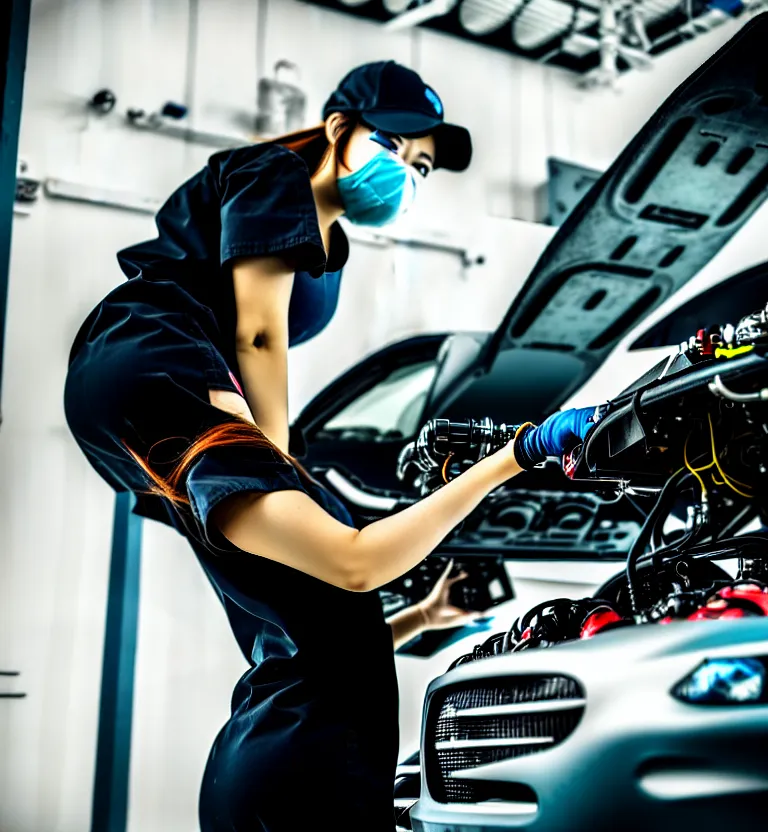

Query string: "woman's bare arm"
[[211, 448, 521, 592], [387, 604, 428, 650], [231, 256, 294, 453]]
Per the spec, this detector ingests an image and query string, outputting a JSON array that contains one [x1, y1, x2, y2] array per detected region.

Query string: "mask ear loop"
[[368, 129, 398, 151]]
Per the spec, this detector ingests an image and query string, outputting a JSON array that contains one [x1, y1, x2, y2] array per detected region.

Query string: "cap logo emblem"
[[424, 87, 443, 116]]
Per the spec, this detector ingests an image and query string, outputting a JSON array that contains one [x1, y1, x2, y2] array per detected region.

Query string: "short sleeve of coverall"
[[186, 444, 309, 555], [211, 144, 328, 278]]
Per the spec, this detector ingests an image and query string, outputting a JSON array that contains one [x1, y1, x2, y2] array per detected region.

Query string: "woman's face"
[[342, 123, 436, 181]]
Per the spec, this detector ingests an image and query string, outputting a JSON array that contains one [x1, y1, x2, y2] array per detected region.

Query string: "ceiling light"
[[512, 0, 581, 50], [382, 0, 458, 30], [301, 0, 728, 85], [632, 0, 687, 26], [458, 0, 525, 35]]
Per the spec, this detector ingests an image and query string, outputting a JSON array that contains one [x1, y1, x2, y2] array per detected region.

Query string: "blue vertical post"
[[91, 492, 143, 832], [0, 0, 31, 425]]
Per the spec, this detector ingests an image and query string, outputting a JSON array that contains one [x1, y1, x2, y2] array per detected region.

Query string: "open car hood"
[[424, 12, 768, 426]]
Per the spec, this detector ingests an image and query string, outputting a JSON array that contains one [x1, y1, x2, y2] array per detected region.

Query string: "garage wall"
[[0, 1, 756, 830]]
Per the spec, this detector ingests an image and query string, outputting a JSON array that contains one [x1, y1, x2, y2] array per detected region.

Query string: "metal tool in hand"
[[397, 417, 516, 495]]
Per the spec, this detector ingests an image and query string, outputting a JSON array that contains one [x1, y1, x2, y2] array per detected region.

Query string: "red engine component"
[[686, 582, 768, 621], [719, 583, 768, 614], [563, 448, 579, 479], [580, 608, 625, 639], [502, 583, 768, 656], [687, 605, 750, 621], [696, 328, 714, 356]]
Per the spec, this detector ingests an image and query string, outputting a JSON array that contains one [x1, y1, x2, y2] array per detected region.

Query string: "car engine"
[[398, 301, 768, 666]]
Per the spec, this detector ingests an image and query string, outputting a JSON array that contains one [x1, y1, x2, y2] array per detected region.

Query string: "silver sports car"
[[411, 618, 768, 832]]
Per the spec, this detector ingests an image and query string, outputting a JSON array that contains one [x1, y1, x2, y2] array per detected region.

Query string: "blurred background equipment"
[[255, 60, 307, 136], [87, 88, 117, 115], [121, 97, 251, 148], [310, 0, 768, 84], [0, 670, 25, 699], [14, 159, 39, 209]]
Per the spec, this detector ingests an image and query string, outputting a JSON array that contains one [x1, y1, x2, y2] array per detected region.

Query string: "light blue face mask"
[[336, 148, 417, 227]]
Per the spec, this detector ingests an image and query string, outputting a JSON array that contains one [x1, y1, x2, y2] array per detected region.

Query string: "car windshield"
[[323, 361, 438, 439]]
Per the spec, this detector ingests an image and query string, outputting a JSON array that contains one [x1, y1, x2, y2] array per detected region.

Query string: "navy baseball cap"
[[322, 61, 472, 173]]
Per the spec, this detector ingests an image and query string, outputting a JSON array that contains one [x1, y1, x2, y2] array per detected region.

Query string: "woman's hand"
[[510, 406, 597, 470], [417, 559, 486, 630], [387, 559, 486, 649]]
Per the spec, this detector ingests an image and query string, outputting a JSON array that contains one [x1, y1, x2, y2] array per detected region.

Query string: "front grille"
[[426, 675, 585, 803]]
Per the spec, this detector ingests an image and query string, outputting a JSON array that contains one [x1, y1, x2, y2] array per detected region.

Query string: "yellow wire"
[[706, 413, 753, 498], [707, 414, 752, 488], [691, 459, 715, 472], [683, 435, 707, 499], [684, 440, 714, 473]]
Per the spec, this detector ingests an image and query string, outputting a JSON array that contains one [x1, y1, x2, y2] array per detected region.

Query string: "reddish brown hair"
[[124, 417, 314, 506], [265, 114, 358, 176]]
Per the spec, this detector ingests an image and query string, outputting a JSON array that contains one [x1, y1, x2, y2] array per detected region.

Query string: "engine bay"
[[404, 301, 768, 665]]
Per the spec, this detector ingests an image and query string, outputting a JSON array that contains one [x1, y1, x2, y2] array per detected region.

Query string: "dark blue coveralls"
[[63, 143, 399, 832]]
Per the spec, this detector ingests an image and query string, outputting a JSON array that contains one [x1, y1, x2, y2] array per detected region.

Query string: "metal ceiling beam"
[[304, 0, 760, 79]]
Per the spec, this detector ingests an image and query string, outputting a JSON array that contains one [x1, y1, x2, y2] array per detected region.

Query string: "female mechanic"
[[63, 60, 597, 832]]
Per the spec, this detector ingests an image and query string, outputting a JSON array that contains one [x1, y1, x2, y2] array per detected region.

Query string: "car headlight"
[[672, 658, 767, 705]]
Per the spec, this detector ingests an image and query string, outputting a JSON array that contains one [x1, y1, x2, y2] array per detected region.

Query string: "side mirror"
[[289, 423, 307, 458]]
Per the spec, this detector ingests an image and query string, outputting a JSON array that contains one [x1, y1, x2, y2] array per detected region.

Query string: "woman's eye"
[[370, 132, 430, 177]]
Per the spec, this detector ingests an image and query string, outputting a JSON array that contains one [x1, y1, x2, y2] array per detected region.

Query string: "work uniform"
[[63, 143, 399, 832]]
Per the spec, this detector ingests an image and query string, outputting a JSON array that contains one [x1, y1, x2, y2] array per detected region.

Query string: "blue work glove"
[[513, 407, 597, 470]]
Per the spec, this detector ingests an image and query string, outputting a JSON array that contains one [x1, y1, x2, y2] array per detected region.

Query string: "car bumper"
[[411, 619, 768, 832]]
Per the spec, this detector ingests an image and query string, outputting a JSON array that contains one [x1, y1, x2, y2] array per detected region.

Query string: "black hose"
[[635, 534, 768, 575], [518, 598, 576, 634], [634, 524, 698, 572], [625, 468, 696, 613]]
